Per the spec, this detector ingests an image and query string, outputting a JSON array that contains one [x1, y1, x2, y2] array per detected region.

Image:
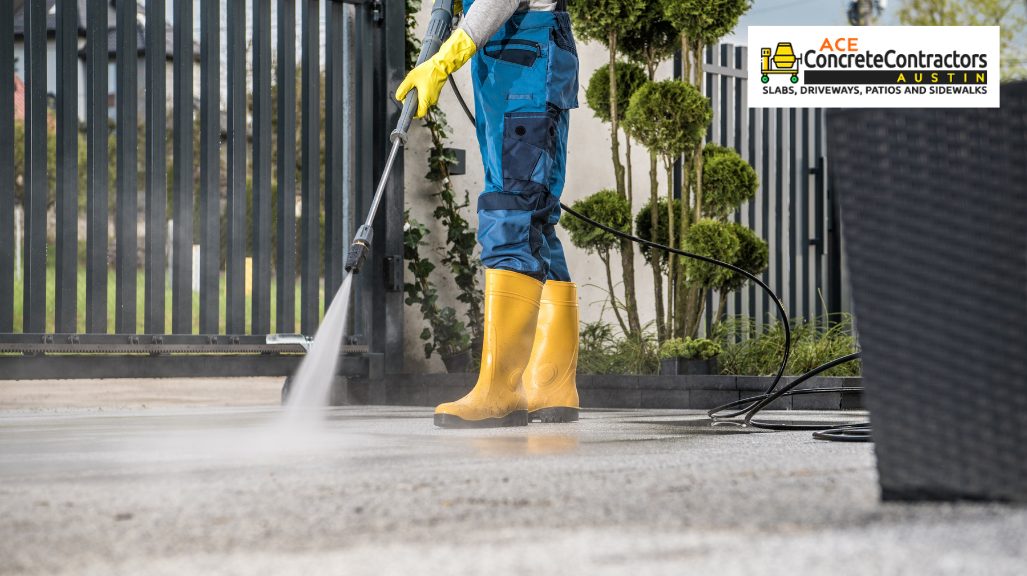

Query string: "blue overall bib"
[[467, 1, 579, 282]]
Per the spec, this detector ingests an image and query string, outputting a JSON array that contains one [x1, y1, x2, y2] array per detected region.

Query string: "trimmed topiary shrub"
[[718, 222, 769, 294], [682, 218, 740, 288], [563, 189, 632, 255], [585, 62, 649, 124], [702, 143, 760, 220], [624, 80, 711, 164], [663, 0, 752, 48]]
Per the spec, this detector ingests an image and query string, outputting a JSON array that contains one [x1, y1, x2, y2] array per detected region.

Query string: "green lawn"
[[12, 255, 326, 335]]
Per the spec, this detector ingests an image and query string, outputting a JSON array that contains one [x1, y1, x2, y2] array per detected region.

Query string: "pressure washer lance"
[[344, 0, 456, 274]]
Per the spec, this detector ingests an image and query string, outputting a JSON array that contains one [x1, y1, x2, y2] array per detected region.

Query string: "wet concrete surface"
[[2, 406, 1024, 575]]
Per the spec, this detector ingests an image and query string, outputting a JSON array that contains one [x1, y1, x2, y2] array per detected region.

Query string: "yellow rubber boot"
[[524, 281, 580, 423], [434, 269, 543, 428]]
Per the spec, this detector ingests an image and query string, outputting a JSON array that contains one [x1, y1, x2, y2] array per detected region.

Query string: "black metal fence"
[[0, 0, 407, 379], [696, 44, 845, 332]]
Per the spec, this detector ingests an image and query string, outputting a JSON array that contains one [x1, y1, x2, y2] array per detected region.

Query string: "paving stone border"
[[344, 374, 864, 410]]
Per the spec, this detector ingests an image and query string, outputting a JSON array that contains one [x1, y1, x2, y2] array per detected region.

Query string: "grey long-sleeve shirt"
[[458, 0, 557, 48]]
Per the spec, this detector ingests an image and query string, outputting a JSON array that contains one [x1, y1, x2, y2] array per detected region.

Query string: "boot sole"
[[434, 410, 529, 429], [528, 407, 579, 423]]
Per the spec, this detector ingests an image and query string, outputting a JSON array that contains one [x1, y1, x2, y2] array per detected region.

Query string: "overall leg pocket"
[[502, 111, 558, 194]]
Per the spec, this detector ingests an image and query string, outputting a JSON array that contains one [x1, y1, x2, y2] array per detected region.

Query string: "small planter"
[[660, 356, 719, 376], [442, 349, 473, 373]]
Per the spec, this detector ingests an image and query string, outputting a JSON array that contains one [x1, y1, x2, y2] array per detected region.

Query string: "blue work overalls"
[[468, 1, 579, 282]]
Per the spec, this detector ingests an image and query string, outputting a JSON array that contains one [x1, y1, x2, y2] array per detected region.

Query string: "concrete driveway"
[[1, 386, 1024, 575]]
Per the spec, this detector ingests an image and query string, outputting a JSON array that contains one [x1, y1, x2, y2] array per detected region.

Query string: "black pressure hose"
[[446, 79, 868, 442]]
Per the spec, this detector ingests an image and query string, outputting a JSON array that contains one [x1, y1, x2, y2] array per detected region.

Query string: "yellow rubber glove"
[[395, 29, 477, 119]]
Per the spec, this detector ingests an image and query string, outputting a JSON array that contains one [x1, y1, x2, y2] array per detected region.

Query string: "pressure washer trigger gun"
[[344, 225, 374, 274]]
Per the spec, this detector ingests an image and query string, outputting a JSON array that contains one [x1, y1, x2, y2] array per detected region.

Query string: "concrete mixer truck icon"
[[761, 42, 800, 84]]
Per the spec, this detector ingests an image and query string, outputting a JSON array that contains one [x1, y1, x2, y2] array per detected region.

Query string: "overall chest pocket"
[[483, 39, 542, 68]]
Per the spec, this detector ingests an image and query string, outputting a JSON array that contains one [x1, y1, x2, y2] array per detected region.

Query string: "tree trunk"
[[625, 133, 633, 205], [665, 158, 677, 338], [682, 36, 691, 85], [619, 241, 642, 337], [606, 32, 641, 338], [649, 151, 665, 341], [676, 149, 692, 338], [693, 41, 704, 92], [608, 33, 625, 196], [600, 249, 629, 335], [693, 145, 704, 226], [692, 42, 706, 225], [714, 290, 729, 328], [682, 285, 707, 338]]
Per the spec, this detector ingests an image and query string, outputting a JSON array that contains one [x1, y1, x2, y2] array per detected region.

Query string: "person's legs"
[[434, 15, 559, 428]]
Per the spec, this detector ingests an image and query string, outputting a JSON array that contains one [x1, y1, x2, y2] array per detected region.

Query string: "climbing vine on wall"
[[403, 0, 484, 364]]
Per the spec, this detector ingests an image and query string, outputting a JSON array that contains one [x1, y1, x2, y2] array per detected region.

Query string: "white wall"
[[403, 5, 675, 372]]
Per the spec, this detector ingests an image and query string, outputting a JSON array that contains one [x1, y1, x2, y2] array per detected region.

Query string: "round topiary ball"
[[624, 80, 711, 160], [682, 218, 740, 287], [585, 61, 649, 124], [562, 190, 632, 255], [702, 143, 759, 220]]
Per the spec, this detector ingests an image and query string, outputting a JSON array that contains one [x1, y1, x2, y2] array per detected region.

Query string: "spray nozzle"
[[344, 225, 374, 274]]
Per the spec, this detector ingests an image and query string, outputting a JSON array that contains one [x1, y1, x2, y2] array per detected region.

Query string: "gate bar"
[[226, 0, 247, 335], [252, 0, 273, 335], [0, 0, 14, 333], [116, 0, 139, 334], [86, 0, 110, 334], [56, 0, 79, 333], [300, 0, 321, 335], [172, 0, 195, 335], [199, 0, 221, 334], [23, 0, 46, 334], [325, 0, 346, 304], [277, 0, 298, 334], [146, 0, 168, 334]]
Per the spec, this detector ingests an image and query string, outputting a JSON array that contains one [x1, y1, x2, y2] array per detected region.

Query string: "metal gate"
[[697, 43, 846, 331], [0, 0, 407, 380]]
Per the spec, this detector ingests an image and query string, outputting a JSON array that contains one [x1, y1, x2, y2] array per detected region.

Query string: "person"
[[396, 0, 581, 428]]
